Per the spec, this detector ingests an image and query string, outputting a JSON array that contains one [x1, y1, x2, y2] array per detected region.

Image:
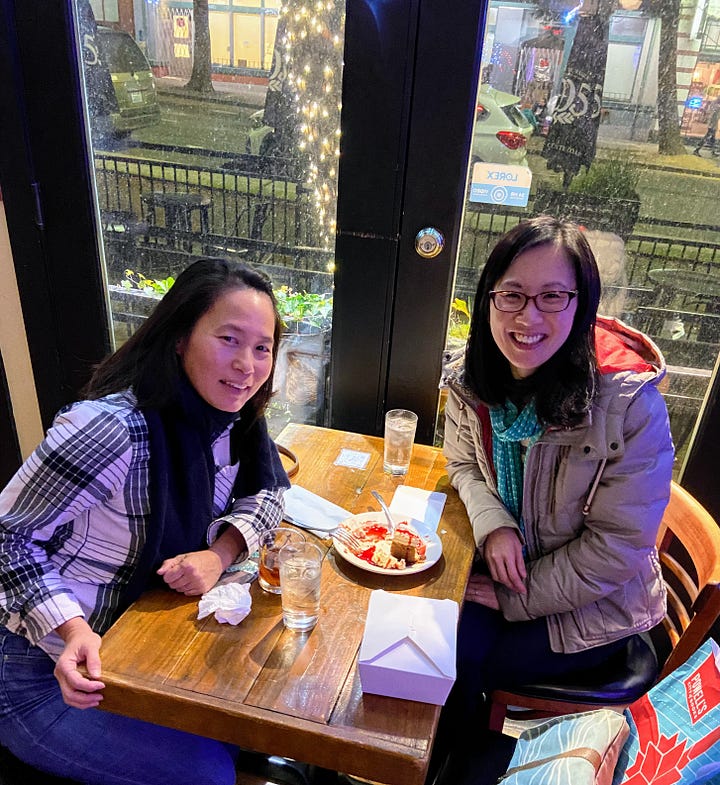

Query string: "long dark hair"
[[85, 258, 283, 419], [465, 215, 601, 428]]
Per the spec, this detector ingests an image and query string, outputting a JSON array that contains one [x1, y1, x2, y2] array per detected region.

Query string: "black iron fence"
[[455, 203, 720, 300], [95, 151, 333, 290], [95, 153, 720, 346], [458, 206, 720, 365]]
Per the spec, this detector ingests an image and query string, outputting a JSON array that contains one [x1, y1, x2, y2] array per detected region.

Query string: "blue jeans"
[[0, 628, 237, 785]]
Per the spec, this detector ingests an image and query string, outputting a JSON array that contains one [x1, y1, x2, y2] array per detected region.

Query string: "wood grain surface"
[[98, 424, 474, 785]]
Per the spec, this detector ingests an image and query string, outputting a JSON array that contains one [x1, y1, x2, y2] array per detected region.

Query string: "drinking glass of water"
[[278, 541, 323, 632], [383, 409, 418, 475]]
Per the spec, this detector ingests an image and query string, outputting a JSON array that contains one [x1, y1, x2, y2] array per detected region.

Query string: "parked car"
[[471, 85, 533, 167], [94, 27, 161, 136], [246, 86, 532, 170]]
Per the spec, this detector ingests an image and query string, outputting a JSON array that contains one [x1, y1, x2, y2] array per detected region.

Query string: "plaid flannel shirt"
[[0, 391, 284, 659]]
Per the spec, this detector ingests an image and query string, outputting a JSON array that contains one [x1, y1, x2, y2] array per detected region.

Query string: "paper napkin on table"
[[198, 583, 252, 625], [283, 484, 352, 533], [389, 486, 446, 534]]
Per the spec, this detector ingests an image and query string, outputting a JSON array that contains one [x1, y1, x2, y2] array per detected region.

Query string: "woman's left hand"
[[157, 551, 223, 595], [464, 574, 500, 610]]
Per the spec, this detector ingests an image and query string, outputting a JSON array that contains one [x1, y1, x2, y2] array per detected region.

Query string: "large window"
[[76, 0, 344, 436], [444, 0, 720, 480], [2, 0, 719, 510]]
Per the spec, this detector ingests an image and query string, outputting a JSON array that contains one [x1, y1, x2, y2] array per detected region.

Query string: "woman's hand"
[[464, 574, 500, 609], [157, 526, 247, 595], [483, 527, 527, 595], [157, 550, 223, 595], [54, 617, 105, 709]]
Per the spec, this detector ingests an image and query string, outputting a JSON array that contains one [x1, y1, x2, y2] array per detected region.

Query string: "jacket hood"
[[595, 315, 666, 381]]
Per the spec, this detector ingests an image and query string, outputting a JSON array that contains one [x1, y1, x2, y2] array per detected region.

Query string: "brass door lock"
[[414, 227, 445, 259]]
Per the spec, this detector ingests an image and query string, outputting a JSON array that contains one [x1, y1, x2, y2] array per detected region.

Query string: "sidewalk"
[[528, 134, 720, 179], [155, 75, 267, 109], [157, 75, 719, 180], [596, 136, 720, 178]]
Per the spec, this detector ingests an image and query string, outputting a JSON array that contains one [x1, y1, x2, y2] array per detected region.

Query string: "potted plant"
[[533, 153, 641, 240], [272, 286, 333, 427], [274, 286, 333, 334]]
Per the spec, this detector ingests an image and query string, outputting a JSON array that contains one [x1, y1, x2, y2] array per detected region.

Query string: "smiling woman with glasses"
[[435, 215, 673, 781]]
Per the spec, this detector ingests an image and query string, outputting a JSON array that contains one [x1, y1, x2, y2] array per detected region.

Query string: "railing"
[[95, 152, 311, 244], [99, 163, 720, 466], [456, 202, 720, 300], [95, 151, 333, 291]]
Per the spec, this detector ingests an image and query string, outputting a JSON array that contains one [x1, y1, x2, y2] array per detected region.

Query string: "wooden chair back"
[[655, 481, 720, 678]]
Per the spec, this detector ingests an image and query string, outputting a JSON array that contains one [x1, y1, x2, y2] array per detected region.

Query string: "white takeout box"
[[358, 590, 458, 705]]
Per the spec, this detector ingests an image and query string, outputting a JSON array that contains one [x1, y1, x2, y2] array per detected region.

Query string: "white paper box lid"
[[359, 590, 458, 678]]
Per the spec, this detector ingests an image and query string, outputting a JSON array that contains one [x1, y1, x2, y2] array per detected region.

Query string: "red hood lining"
[[596, 324, 654, 374]]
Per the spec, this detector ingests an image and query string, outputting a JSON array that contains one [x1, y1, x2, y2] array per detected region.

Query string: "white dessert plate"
[[332, 511, 442, 575]]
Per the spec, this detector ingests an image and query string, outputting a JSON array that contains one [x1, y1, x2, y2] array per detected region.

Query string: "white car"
[[246, 86, 534, 168], [471, 85, 534, 167]]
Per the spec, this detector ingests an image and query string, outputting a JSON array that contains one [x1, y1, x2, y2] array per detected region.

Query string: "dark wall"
[[0, 1, 111, 429]]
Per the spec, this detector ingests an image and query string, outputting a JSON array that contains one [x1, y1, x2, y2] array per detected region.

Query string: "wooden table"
[[96, 424, 475, 785]]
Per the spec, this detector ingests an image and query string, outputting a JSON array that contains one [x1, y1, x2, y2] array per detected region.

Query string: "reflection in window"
[[75, 0, 345, 434], [442, 0, 720, 477], [89, 0, 119, 24]]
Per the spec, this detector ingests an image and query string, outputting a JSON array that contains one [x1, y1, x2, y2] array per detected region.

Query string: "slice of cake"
[[371, 540, 405, 570], [390, 523, 427, 565]]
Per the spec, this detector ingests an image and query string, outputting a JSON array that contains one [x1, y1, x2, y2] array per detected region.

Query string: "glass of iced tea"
[[258, 528, 306, 594]]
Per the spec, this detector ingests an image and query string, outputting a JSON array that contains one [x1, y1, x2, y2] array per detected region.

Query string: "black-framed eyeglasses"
[[489, 290, 579, 313]]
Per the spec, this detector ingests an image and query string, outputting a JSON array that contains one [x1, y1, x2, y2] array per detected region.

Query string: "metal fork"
[[330, 526, 363, 552]]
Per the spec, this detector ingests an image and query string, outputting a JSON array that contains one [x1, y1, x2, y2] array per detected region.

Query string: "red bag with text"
[[614, 639, 720, 785]]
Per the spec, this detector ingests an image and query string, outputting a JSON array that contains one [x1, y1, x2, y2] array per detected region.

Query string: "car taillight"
[[476, 103, 490, 121], [496, 131, 527, 150]]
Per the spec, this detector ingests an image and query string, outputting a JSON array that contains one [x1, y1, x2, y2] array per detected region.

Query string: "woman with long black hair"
[[440, 216, 673, 754], [0, 258, 290, 785]]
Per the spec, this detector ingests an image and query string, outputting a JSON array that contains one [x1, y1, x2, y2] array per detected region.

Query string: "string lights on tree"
[[278, 1, 344, 250]]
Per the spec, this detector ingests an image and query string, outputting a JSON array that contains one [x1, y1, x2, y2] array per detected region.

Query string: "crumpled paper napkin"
[[197, 583, 252, 625]]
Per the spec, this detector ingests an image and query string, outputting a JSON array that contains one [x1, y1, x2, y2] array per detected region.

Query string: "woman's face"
[[489, 243, 577, 379], [178, 287, 276, 412]]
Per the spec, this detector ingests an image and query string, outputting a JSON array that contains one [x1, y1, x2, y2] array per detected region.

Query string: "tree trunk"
[[186, 0, 214, 94], [655, 0, 685, 154]]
